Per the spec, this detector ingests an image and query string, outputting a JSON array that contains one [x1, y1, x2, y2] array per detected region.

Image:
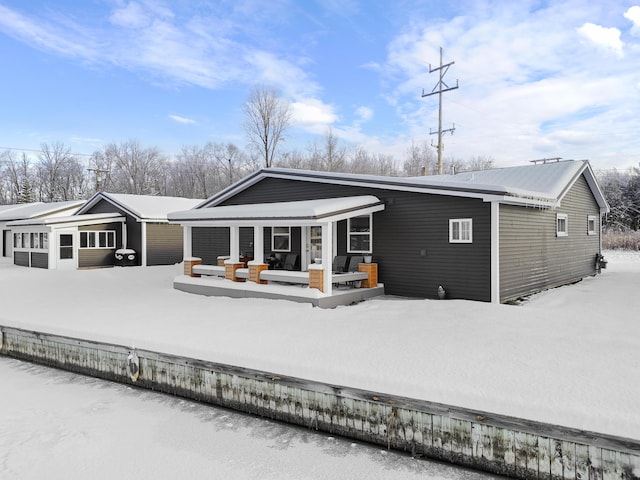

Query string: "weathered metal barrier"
[[1, 325, 638, 480]]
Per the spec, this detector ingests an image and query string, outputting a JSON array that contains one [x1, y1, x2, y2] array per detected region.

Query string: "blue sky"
[[0, 0, 639, 170]]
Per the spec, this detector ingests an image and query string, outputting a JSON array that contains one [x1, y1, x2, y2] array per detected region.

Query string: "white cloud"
[[355, 106, 373, 123], [109, 2, 150, 29], [169, 114, 196, 124], [290, 98, 338, 130], [624, 6, 640, 35], [577, 23, 623, 58], [0, 5, 98, 60]]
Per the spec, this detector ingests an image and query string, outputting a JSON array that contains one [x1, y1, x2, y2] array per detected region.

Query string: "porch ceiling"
[[169, 195, 385, 226]]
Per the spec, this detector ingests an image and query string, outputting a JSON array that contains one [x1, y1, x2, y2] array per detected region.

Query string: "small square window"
[[557, 213, 568, 237], [449, 218, 473, 243], [587, 215, 597, 235], [272, 226, 291, 252]]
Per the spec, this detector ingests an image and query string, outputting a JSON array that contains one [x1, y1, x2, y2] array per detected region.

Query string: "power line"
[[0, 145, 94, 157]]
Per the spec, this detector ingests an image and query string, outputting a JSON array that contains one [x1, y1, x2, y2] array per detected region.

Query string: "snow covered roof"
[[0, 200, 84, 221], [196, 160, 609, 213], [169, 196, 385, 226], [76, 192, 202, 222], [7, 212, 124, 228]]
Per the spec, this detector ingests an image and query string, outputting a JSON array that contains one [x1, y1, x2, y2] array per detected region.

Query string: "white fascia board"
[[174, 202, 384, 228], [177, 208, 385, 228]]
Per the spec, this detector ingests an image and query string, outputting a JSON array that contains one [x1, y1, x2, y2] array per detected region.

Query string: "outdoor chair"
[[283, 253, 298, 271], [332, 255, 348, 274], [346, 256, 364, 272]]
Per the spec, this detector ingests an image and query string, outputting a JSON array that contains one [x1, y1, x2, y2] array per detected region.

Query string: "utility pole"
[[422, 47, 458, 174], [87, 167, 109, 192]]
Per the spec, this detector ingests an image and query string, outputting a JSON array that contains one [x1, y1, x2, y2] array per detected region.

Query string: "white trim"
[[491, 202, 500, 304], [556, 213, 568, 237], [449, 218, 473, 243], [321, 222, 333, 295], [141, 222, 147, 266], [183, 225, 192, 258], [79, 230, 116, 249], [253, 226, 264, 263], [347, 214, 372, 254], [229, 226, 240, 262], [271, 226, 291, 252]]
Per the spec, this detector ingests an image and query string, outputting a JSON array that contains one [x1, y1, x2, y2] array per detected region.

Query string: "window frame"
[[556, 213, 568, 237], [587, 215, 597, 235], [347, 214, 372, 254], [449, 218, 473, 243], [271, 226, 291, 252], [79, 230, 116, 249]]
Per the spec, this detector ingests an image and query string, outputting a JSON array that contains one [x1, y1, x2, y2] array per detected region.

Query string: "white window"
[[80, 231, 116, 249], [348, 215, 372, 253], [587, 215, 597, 235], [449, 218, 473, 243], [272, 226, 291, 252], [556, 214, 568, 237]]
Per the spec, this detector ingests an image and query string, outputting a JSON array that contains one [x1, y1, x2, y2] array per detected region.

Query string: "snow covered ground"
[[1, 358, 500, 480], [1, 251, 639, 441]]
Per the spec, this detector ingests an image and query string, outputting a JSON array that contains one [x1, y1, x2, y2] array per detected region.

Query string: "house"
[[8, 192, 201, 269], [1, 200, 85, 262], [168, 160, 609, 305]]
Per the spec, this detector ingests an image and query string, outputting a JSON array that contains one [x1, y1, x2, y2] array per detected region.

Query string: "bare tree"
[[94, 139, 167, 195], [465, 155, 495, 171], [211, 142, 244, 187], [403, 140, 436, 176], [320, 128, 346, 172], [243, 85, 292, 168], [1, 151, 35, 203], [35, 142, 88, 201]]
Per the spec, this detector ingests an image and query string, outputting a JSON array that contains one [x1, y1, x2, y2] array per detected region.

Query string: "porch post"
[[229, 226, 240, 262], [253, 226, 264, 263], [322, 222, 333, 295], [183, 225, 192, 258]]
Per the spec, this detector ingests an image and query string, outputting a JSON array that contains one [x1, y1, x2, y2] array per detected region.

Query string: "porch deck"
[[173, 272, 384, 308]]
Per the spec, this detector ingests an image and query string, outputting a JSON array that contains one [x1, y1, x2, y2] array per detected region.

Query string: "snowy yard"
[[1, 251, 639, 440]]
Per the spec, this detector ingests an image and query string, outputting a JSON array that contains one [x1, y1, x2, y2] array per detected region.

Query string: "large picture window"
[[556, 214, 568, 237], [80, 231, 116, 249], [348, 215, 372, 253], [449, 218, 473, 243], [272, 226, 291, 252]]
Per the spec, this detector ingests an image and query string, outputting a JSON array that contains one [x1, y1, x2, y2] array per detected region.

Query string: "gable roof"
[[195, 160, 609, 213], [76, 192, 202, 222], [0, 200, 84, 222]]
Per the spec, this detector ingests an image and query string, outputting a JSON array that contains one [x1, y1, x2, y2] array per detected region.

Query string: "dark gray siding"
[[146, 223, 184, 266], [78, 222, 123, 268], [219, 177, 492, 300], [192, 227, 230, 264], [14, 251, 29, 266], [499, 175, 601, 302], [30, 252, 48, 269]]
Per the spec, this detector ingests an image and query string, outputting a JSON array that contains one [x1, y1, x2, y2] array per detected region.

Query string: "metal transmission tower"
[[422, 47, 459, 174]]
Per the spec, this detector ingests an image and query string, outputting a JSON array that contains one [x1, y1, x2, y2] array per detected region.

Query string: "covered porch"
[[169, 196, 385, 307]]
